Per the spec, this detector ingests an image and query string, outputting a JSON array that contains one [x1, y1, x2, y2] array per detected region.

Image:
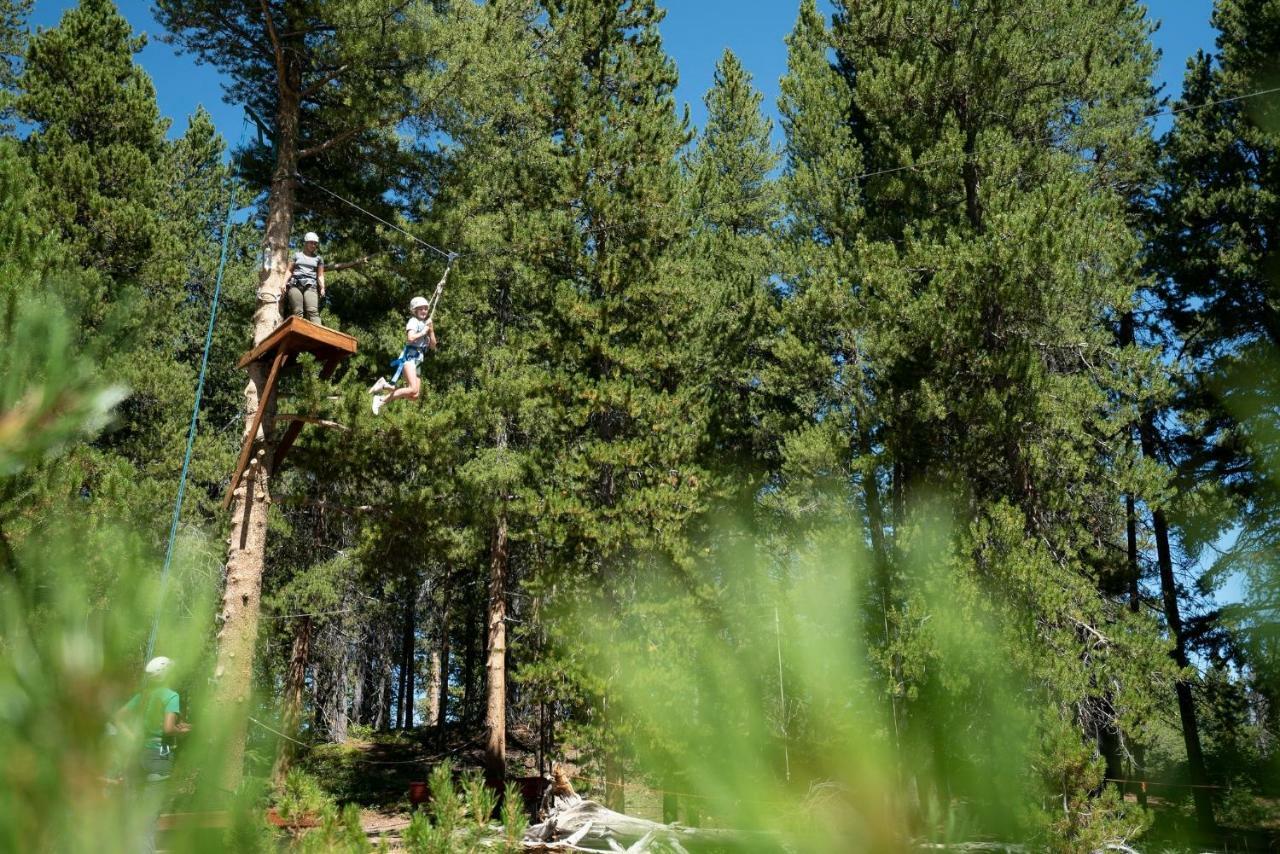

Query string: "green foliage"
[[275, 768, 336, 820], [4, 0, 1276, 850], [400, 760, 496, 854], [18, 0, 166, 281], [0, 0, 30, 130], [500, 781, 529, 849], [460, 770, 496, 829], [296, 802, 372, 853], [0, 194, 251, 852]]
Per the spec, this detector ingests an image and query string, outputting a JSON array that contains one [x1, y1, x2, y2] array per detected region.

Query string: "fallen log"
[[524, 770, 786, 853]]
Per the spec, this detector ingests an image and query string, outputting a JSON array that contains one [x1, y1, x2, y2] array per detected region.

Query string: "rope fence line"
[[1102, 777, 1225, 791], [247, 716, 447, 766]]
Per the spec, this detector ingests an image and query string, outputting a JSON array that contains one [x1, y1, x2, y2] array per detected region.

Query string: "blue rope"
[[146, 129, 245, 661]]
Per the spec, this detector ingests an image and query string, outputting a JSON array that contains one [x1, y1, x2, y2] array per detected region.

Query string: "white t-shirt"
[[406, 316, 432, 350]]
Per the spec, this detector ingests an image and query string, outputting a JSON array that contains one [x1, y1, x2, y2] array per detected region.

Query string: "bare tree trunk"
[[436, 586, 452, 746], [210, 48, 301, 794], [402, 599, 416, 729], [397, 609, 409, 730], [350, 642, 366, 727], [380, 644, 393, 733], [1124, 486, 1148, 808], [427, 648, 441, 726], [272, 615, 312, 785], [1139, 417, 1216, 836], [485, 507, 509, 788]]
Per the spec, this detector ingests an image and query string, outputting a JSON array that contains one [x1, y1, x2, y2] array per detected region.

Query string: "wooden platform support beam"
[[222, 318, 356, 509]]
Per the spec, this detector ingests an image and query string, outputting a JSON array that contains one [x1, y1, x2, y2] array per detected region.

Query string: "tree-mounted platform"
[[222, 317, 357, 509]]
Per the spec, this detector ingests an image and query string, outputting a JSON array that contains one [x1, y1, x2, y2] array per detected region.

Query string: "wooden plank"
[[237, 317, 358, 369], [222, 349, 287, 510]]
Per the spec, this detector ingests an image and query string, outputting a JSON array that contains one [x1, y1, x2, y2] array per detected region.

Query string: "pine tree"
[[0, 0, 30, 132], [1151, 0, 1280, 808], [516, 0, 719, 809], [18, 0, 165, 283], [683, 49, 782, 491], [155, 0, 484, 789], [775, 0, 1173, 841]]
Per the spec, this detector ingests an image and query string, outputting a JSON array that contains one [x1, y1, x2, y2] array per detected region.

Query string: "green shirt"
[[123, 688, 180, 749]]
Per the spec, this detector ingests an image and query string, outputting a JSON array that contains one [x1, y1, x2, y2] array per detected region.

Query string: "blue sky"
[[31, 1, 1220, 144]]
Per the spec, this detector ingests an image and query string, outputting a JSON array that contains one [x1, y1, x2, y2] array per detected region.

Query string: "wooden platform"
[[236, 315, 357, 370], [223, 318, 357, 508]]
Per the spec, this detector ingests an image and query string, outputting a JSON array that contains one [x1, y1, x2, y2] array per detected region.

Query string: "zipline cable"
[[295, 170, 458, 263], [146, 120, 249, 662]]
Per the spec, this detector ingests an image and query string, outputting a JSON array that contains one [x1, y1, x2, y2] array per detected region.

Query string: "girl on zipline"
[[285, 231, 325, 324], [370, 295, 436, 415]]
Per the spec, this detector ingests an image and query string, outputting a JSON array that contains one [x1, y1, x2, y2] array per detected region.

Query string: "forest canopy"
[[0, 0, 1277, 851]]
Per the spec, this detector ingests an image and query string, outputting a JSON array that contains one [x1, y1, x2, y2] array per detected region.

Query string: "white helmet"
[[409, 296, 429, 311], [145, 656, 172, 680], [303, 231, 320, 244]]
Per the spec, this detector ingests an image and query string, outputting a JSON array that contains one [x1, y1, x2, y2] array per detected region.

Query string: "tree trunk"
[[210, 54, 301, 794], [380, 651, 393, 733], [427, 648, 441, 726], [1124, 487, 1148, 807], [485, 507, 509, 788], [397, 614, 408, 729], [401, 599, 416, 729], [329, 660, 349, 743], [350, 642, 366, 728], [463, 594, 481, 726], [272, 615, 312, 785], [436, 585, 452, 745], [1139, 417, 1216, 835]]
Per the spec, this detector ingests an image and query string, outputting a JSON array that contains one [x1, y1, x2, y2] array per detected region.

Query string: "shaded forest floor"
[[273, 725, 1279, 852]]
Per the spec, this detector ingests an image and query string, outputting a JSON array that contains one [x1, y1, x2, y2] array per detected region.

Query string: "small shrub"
[[461, 771, 497, 829], [296, 802, 370, 853], [275, 769, 335, 820], [501, 781, 529, 851]]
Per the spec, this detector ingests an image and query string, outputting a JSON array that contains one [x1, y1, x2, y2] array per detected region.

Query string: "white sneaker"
[[369, 377, 391, 394], [371, 394, 389, 415]]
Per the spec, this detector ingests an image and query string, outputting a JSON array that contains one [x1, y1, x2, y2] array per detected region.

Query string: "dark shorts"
[[138, 745, 174, 783]]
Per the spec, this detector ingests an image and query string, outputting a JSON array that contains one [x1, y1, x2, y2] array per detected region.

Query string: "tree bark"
[[210, 40, 301, 794], [436, 584, 452, 745], [485, 505, 509, 788], [272, 615, 312, 785], [427, 648, 441, 726], [1139, 416, 1216, 835], [1124, 487, 1148, 808], [401, 598, 416, 729]]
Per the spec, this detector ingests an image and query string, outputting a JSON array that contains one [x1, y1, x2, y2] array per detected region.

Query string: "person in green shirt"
[[117, 656, 190, 782]]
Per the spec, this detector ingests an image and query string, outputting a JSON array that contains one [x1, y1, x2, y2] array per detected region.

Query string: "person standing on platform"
[[285, 232, 325, 324]]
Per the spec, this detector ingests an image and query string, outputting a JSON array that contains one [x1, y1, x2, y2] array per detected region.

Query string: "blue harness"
[[388, 344, 428, 384]]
